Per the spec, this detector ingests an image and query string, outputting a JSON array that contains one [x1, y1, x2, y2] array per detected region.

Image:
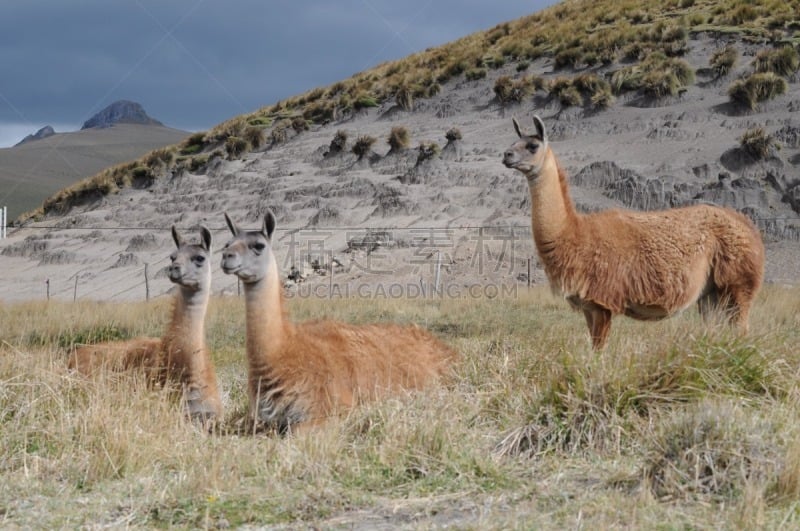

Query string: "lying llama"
[[68, 226, 223, 422], [220, 211, 456, 433], [503, 115, 764, 349]]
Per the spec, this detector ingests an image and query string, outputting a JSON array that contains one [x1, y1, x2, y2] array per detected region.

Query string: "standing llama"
[[68, 226, 223, 422], [503, 115, 764, 349], [220, 211, 456, 434]]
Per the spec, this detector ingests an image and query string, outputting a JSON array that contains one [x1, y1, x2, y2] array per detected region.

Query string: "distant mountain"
[[81, 100, 162, 130], [0, 123, 188, 220], [14, 125, 56, 146]]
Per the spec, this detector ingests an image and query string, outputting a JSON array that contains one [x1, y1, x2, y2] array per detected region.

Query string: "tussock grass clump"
[[291, 116, 309, 134], [269, 122, 289, 146], [352, 135, 377, 160], [395, 83, 414, 111], [710, 45, 738, 78], [739, 126, 774, 159], [612, 53, 694, 97], [643, 400, 786, 502], [465, 68, 487, 81], [416, 141, 440, 164], [728, 72, 788, 110], [445, 127, 462, 142], [179, 132, 207, 155], [494, 75, 535, 104], [143, 148, 174, 169], [224, 136, 248, 159], [243, 125, 265, 149], [753, 46, 800, 77], [387, 126, 410, 152], [548, 74, 614, 109], [327, 129, 348, 155]]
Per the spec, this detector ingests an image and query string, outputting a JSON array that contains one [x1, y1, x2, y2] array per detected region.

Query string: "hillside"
[[1, 0, 799, 303]]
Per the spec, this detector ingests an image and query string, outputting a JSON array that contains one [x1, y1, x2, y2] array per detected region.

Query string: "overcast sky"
[[0, 1, 556, 147]]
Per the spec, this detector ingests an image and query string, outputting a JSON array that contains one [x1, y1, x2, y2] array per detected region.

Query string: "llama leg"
[[584, 307, 612, 350]]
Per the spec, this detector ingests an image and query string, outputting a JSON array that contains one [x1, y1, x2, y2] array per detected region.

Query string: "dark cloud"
[[0, 1, 554, 141]]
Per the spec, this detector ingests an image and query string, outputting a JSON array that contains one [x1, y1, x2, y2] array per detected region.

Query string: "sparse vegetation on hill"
[[19, 0, 800, 222], [728, 72, 788, 109]]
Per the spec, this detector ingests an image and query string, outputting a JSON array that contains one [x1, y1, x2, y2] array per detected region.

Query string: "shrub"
[[387, 126, 410, 152], [516, 61, 530, 72], [188, 155, 209, 172], [291, 116, 309, 133], [753, 46, 800, 77], [558, 85, 583, 107], [352, 135, 377, 160], [353, 92, 379, 110], [710, 45, 738, 78], [493, 76, 514, 103], [728, 72, 788, 110], [269, 125, 288, 146], [416, 141, 440, 163], [445, 127, 462, 142], [739, 127, 773, 159], [244, 126, 265, 149], [329, 130, 348, 154], [225, 136, 248, 159], [180, 132, 206, 155], [396, 84, 414, 111], [144, 148, 173, 168], [554, 47, 583, 69], [465, 68, 487, 81]]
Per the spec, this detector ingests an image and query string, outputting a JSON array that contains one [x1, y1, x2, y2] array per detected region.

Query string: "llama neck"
[[243, 256, 288, 371], [164, 286, 209, 368], [526, 149, 579, 253]]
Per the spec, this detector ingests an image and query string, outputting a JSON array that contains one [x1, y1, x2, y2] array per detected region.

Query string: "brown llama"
[[502, 115, 764, 349], [220, 211, 456, 434], [68, 226, 223, 422]]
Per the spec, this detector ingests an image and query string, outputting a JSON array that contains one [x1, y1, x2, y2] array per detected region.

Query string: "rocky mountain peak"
[[81, 100, 162, 130], [14, 125, 56, 146]]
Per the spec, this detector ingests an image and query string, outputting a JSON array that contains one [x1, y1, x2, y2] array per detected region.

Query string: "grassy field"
[[2, 286, 800, 528]]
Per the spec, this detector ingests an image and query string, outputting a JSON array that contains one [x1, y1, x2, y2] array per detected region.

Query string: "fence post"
[[329, 259, 334, 299], [144, 263, 150, 301], [1, 206, 6, 239], [73, 275, 78, 302], [46, 278, 50, 300], [434, 250, 442, 297], [527, 257, 531, 290]]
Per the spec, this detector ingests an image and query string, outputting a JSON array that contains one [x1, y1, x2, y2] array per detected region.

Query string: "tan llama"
[[68, 226, 223, 422], [220, 211, 456, 434], [503, 115, 764, 349]]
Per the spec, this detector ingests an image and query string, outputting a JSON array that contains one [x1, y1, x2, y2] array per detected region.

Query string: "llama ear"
[[512, 117, 524, 138], [224, 212, 240, 236], [263, 210, 277, 241], [199, 226, 212, 251], [532, 115, 547, 143], [171, 225, 183, 248]]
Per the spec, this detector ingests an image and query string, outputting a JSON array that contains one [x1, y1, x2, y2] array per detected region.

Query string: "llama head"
[[221, 211, 277, 284], [168, 225, 212, 291], [503, 115, 549, 179]]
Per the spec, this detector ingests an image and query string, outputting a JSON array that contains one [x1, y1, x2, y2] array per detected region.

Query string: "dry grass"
[[2, 285, 800, 528]]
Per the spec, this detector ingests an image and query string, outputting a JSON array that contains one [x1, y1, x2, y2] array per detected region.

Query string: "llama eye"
[[252, 243, 266, 252], [194, 255, 205, 264], [526, 142, 539, 153]]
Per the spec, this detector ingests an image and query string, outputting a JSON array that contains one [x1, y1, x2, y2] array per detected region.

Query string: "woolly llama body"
[[503, 115, 764, 349], [68, 226, 223, 422], [220, 211, 456, 433]]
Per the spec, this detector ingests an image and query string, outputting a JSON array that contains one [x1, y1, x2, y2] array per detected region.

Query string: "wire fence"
[[3, 215, 800, 303]]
